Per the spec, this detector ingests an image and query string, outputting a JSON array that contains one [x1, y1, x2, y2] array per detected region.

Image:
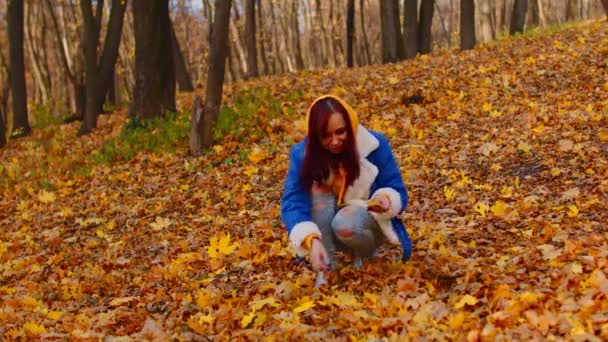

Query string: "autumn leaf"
[[490, 200, 509, 217], [206, 232, 239, 258], [241, 309, 257, 328], [150, 216, 173, 231], [37, 190, 56, 203], [23, 322, 47, 335], [248, 147, 270, 164], [454, 294, 479, 309], [293, 300, 316, 313], [474, 202, 489, 218]]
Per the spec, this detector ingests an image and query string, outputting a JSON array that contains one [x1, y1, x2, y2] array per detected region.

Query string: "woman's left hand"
[[368, 194, 390, 213]]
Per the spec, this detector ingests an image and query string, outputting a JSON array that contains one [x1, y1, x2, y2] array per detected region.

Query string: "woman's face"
[[321, 112, 348, 154]]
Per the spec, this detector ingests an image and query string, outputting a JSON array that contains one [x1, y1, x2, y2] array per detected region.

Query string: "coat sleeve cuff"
[[370, 187, 402, 220], [289, 221, 322, 257]]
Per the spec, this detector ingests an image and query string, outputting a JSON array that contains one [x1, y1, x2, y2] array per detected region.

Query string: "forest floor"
[[1, 20, 608, 340]]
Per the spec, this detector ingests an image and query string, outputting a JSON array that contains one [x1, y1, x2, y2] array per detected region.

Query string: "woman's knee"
[[331, 205, 371, 241]]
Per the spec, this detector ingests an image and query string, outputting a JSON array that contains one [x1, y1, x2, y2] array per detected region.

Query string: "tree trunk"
[[292, 0, 305, 70], [404, 0, 418, 59], [478, 0, 493, 42], [360, 0, 371, 64], [380, 0, 399, 63], [257, 0, 269, 75], [460, 0, 476, 50], [229, 16, 247, 78], [418, 0, 434, 54], [510, 0, 527, 34], [346, 0, 355, 67], [8, 0, 30, 137], [25, 2, 49, 104], [602, 0, 608, 17], [130, 0, 175, 120], [270, 0, 284, 73], [245, 0, 259, 78], [565, 0, 577, 21], [79, 0, 104, 135], [191, 0, 232, 156], [171, 21, 194, 91]]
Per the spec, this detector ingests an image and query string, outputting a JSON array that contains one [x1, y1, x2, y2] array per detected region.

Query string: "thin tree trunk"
[[565, 0, 577, 21], [257, 0, 269, 75], [461, 0, 476, 50], [171, 21, 195, 91], [130, 0, 175, 120], [360, 0, 371, 64], [418, 0, 434, 54], [8, 0, 30, 137], [191, 0, 232, 156], [270, 0, 283, 73], [347, 0, 355, 67], [25, 2, 49, 104], [245, 0, 259, 78], [435, 1, 450, 47], [292, 0, 305, 70], [404, 0, 418, 59], [510, 0, 527, 34], [229, 8, 247, 77]]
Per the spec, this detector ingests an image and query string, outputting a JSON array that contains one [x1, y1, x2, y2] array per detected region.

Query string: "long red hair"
[[300, 98, 360, 190]]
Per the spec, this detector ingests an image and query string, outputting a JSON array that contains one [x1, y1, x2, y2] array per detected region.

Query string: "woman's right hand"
[[310, 239, 329, 272]]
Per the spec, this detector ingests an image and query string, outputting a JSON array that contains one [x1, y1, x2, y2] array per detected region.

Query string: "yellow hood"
[[306, 95, 359, 137]]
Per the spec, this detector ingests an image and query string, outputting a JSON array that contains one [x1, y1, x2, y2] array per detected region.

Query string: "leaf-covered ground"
[[1, 21, 608, 340]]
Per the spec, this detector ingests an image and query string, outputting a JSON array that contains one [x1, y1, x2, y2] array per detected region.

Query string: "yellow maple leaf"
[[482, 103, 493, 112], [444, 186, 456, 202], [47, 311, 64, 320], [248, 147, 269, 164], [388, 77, 399, 85], [454, 294, 479, 309], [490, 200, 509, 217], [567, 205, 579, 218], [244, 166, 259, 177], [293, 300, 316, 313], [474, 202, 489, 218], [598, 128, 608, 142], [212, 145, 224, 153], [206, 233, 238, 258], [23, 322, 47, 335], [250, 297, 279, 311], [241, 309, 257, 328], [38, 190, 56, 204]]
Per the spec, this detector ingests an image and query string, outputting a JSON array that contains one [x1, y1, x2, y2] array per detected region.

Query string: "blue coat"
[[281, 125, 412, 261]]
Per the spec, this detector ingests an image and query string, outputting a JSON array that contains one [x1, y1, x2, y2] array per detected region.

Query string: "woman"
[[281, 95, 412, 273]]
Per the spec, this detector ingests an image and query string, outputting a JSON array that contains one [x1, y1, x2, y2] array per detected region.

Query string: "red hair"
[[300, 98, 360, 190]]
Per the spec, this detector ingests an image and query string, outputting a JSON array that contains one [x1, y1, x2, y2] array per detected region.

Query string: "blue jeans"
[[311, 186, 384, 269]]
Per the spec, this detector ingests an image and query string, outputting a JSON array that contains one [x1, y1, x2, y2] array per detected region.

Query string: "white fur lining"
[[356, 125, 379, 158], [370, 187, 402, 219], [289, 221, 322, 256], [368, 187, 403, 245]]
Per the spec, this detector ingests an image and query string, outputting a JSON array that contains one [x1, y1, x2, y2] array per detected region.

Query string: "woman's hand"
[[310, 239, 329, 272], [368, 194, 391, 213]]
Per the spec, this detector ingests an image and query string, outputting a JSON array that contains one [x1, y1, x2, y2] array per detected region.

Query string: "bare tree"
[[510, 0, 528, 34], [191, 0, 232, 155], [346, 0, 355, 67], [130, 0, 175, 120], [461, 0, 476, 50], [245, 0, 259, 78], [171, 21, 194, 91], [257, 0, 270, 75], [418, 0, 434, 54], [292, 0, 305, 70], [360, 0, 372, 64], [601, 0, 608, 16], [380, 0, 400, 63], [404, 0, 418, 59], [8, 0, 30, 137]]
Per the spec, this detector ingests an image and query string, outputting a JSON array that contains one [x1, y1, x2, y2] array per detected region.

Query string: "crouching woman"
[[281, 94, 412, 273]]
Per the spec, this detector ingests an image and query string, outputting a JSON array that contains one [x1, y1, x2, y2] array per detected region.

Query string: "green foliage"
[[30, 102, 66, 129], [92, 111, 190, 164], [214, 88, 301, 141]]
